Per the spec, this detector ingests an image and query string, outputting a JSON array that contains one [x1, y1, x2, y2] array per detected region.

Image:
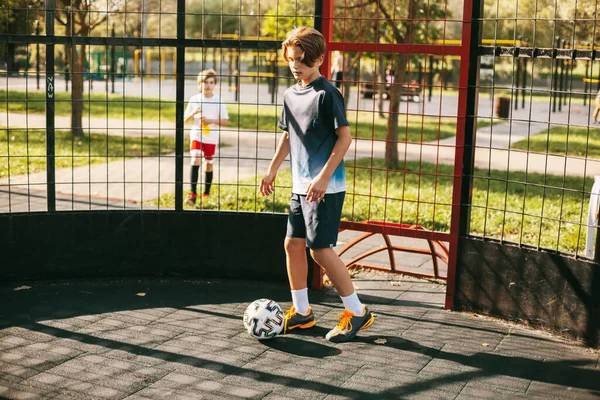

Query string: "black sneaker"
[[283, 306, 316, 333], [326, 306, 375, 343]]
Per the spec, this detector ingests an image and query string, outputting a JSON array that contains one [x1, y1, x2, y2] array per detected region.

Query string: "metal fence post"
[[522, 59, 528, 108], [175, 0, 186, 210], [35, 20, 40, 90], [45, 2, 55, 211], [111, 22, 115, 94], [514, 35, 521, 110], [552, 37, 560, 113], [584, 50, 589, 106], [558, 39, 565, 112]]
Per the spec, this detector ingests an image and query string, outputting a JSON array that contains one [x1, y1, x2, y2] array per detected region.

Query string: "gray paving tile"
[[526, 381, 600, 399], [0, 276, 598, 399]]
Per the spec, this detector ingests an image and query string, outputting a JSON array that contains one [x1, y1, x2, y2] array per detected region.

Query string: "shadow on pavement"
[[0, 278, 598, 399]]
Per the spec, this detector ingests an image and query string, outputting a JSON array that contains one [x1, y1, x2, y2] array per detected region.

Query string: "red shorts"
[[190, 141, 216, 162]]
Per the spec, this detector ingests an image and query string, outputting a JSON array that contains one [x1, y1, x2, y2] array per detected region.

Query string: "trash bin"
[[494, 96, 511, 118]]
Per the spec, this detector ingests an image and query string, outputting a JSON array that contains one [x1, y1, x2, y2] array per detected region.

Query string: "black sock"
[[190, 165, 200, 195], [204, 171, 213, 195]]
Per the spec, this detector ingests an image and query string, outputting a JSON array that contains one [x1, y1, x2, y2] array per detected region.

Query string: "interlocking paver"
[[0, 275, 598, 399]]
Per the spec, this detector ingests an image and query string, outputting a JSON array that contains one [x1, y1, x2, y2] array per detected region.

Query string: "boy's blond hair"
[[282, 27, 326, 67], [197, 69, 217, 85]]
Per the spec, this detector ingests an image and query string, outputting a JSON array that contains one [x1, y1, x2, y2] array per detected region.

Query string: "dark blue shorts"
[[286, 192, 345, 249]]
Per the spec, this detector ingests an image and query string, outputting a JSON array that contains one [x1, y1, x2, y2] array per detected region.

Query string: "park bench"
[[311, 220, 449, 289], [360, 81, 422, 102]]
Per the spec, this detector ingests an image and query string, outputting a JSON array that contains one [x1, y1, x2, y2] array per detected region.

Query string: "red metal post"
[[444, 0, 476, 310]]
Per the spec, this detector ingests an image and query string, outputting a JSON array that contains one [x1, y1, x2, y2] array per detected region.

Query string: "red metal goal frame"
[[314, 0, 476, 310]]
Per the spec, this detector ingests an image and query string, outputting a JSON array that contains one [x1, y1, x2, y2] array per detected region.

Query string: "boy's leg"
[[201, 143, 216, 196], [190, 164, 200, 194], [282, 194, 316, 333], [310, 248, 354, 297], [302, 192, 375, 342], [186, 139, 202, 206], [593, 105, 600, 123], [204, 164, 213, 196], [310, 246, 374, 343], [285, 236, 308, 291]]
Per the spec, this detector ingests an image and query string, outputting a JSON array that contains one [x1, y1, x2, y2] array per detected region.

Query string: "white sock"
[[341, 291, 364, 315], [291, 288, 309, 314]]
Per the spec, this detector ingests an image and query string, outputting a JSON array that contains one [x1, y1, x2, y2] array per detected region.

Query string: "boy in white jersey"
[[184, 69, 229, 206], [259, 27, 374, 343]]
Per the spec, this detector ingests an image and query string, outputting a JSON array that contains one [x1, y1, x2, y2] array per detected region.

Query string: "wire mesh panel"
[[2, 0, 598, 269], [339, 50, 461, 233], [321, 0, 473, 292], [0, 0, 470, 289], [1, 4, 47, 212], [470, 0, 600, 258], [0, 0, 298, 213]]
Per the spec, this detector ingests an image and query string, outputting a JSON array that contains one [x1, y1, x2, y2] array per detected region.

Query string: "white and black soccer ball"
[[243, 299, 284, 340]]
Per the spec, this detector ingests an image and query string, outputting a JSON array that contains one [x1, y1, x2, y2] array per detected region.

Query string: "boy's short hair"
[[282, 27, 326, 67], [198, 69, 217, 84]]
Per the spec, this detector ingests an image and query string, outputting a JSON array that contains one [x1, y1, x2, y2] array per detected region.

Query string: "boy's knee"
[[309, 247, 331, 262], [191, 157, 201, 166], [284, 237, 305, 254]]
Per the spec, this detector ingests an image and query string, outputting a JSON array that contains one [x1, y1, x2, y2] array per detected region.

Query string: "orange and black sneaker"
[[283, 306, 316, 333], [185, 193, 197, 207], [326, 306, 375, 343]]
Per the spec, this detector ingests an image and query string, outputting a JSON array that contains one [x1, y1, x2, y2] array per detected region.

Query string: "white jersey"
[[185, 93, 229, 145]]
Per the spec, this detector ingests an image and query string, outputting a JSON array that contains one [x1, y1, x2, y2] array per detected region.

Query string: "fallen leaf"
[[374, 338, 387, 345], [482, 343, 489, 347], [136, 292, 146, 297], [14, 285, 32, 291]]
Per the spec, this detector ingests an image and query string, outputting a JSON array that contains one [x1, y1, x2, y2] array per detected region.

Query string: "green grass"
[[511, 125, 600, 158], [0, 90, 178, 121], [1, 90, 480, 142], [0, 128, 175, 178], [151, 158, 591, 255]]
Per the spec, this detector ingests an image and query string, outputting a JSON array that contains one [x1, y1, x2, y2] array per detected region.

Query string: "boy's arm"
[[260, 131, 290, 196], [305, 125, 352, 202], [184, 105, 200, 123]]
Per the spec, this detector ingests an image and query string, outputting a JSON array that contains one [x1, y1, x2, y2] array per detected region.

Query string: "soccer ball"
[[243, 299, 284, 340]]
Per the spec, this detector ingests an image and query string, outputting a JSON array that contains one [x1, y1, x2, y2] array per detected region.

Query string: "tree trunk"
[[382, 0, 418, 171], [386, 52, 408, 171], [343, 80, 352, 110], [341, 59, 354, 110], [7, 43, 16, 74], [70, 44, 86, 138]]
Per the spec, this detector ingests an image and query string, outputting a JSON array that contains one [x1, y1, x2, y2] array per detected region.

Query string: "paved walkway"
[[2, 96, 600, 208], [0, 272, 598, 399]]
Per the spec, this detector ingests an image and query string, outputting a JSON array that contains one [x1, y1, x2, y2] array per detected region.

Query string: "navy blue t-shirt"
[[278, 76, 349, 194]]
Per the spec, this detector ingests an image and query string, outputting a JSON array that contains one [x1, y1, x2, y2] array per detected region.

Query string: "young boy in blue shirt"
[[259, 27, 374, 343]]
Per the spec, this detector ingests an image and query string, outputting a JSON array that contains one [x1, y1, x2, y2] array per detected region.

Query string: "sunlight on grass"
[[511, 125, 600, 158], [151, 158, 591, 255]]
